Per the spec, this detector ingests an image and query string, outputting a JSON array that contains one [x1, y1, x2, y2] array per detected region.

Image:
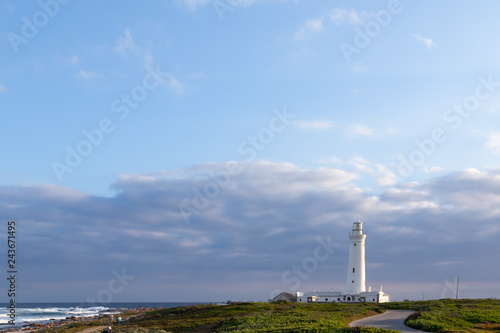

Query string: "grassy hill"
[[39, 299, 500, 333]]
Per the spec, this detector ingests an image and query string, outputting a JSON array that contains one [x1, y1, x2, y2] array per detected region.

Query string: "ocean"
[[0, 302, 201, 331]]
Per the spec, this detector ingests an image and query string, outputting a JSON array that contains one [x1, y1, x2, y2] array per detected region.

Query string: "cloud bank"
[[1, 162, 499, 302]]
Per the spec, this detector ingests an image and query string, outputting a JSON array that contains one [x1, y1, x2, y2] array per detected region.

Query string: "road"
[[350, 310, 422, 333]]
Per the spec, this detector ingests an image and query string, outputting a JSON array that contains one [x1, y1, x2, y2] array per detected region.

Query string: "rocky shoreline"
[[1, 307, 164, 333]]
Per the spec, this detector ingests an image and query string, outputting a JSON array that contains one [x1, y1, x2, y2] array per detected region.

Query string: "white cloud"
[[412, 33, 437, 49], [76, 69, 102, 80], [328, 8, 363, 25], [165, 74, 187, 96], [113, 29, 187, 96], [181, 0, 211, 10], [345, 124, 375, 138], [385, 128, 399, 135], [294, 18, 324, 41], [180, 0, 294, 10], [424, 166, 443, 174], [3, 163, 500, 300], [375, 165, 396, 186], [0, 83, 6, 93], [114, 29, 141, 59], [294, 120, 333, 131], [348, 157, 396, 187], [485, 131, 500, 153], [349, 157, 372, 174]]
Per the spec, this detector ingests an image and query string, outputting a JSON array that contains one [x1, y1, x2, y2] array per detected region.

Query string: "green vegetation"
[[107, 302, 392, 333], [37, 299, 500, 333], [382, 298, 500, 333]]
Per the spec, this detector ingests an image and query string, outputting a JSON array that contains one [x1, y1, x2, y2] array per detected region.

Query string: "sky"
[[1, 0, 500, 303]]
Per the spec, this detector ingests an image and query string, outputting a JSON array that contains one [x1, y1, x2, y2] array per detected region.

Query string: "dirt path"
[[76, 326, 107, 333], [350, 310, 422, 333]]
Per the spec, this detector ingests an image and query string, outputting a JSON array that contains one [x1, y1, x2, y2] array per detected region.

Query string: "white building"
[[346, 220, 366, 294], [296, 220, 390, 303]]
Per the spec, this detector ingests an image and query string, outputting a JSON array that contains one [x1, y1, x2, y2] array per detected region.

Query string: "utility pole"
[[456, 277, 460, 300]]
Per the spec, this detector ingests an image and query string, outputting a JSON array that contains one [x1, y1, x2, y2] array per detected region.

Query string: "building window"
[[347, 297, 351, 301], [353, 268, 355, 273], [325, 298, 328, 301], [352, 280, 354, 283], [373, 298, 375, 301], [354, 243, 357, 246]]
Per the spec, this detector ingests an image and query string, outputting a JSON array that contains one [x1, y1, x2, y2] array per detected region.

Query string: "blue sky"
[[1, 0, 500, 302]]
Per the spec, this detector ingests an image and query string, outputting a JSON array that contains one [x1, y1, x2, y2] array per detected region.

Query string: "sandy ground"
[[350, 310, 422, 333]]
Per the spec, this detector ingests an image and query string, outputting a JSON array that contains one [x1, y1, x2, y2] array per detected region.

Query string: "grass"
[[382, 298, 500, 333], [108, 302, 393, 333], [36, 299, 500, 333]]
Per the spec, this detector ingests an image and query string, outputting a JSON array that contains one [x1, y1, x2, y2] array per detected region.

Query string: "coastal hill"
[[36, 298, 499, 333]]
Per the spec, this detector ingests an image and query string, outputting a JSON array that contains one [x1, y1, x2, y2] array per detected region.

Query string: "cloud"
[[180, 0, 211, 10], [485, 131, 500, 153], [112, 29, 187, 96], [345, 124, 375, 138], [375, 165, 396, 187], [348, 157, 396, 186], [294, 18, 324, 41], [348, 157, 372, 174], [385, 128, 399, 135], [76, 69, 102, 80], [328, 8, 363, 25], [163, 74, 186, 96], [0, 83, 6, 93], [424, 166, 443, 174], [180, 0, 295, 10], [294, 120, 333, 131], [412, 33, 437, 49], [293, 8, 368, 41], [2, 162, 500, 301], [114, 29, 142, 59]]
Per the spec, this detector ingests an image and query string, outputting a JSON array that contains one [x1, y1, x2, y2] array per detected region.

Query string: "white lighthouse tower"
[[346, 219, 366, 294], [292, 219, 390, 304]]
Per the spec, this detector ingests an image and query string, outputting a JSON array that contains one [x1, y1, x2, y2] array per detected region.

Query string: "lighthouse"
[[291, 219, 390, 304], [346, 220, 366, 294]]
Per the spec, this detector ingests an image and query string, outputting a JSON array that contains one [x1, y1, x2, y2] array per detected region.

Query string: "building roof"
[[302, 291, 342, 297], [270, 292, 297, 302]]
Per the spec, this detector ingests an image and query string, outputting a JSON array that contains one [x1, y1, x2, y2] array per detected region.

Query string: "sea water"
[[0, 302, 200, 331]]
